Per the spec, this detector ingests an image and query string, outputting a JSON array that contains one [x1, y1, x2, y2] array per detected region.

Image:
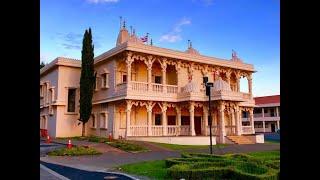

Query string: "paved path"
[[41, 142, 279, 172]]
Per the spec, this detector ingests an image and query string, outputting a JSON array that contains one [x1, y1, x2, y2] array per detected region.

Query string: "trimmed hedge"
[[166, 153, 280, 180]]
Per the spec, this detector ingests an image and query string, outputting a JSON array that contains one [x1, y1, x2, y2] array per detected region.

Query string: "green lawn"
[[151, 142, 227, 151], [118, 150, 280, 179], [119, 160, 168, 179]]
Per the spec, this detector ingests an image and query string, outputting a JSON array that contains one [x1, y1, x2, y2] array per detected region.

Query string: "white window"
[[101, 73, 109, 89], [94, 76, 99, 91], [40, 85, 43, 98], [40, 116, 47, 129], [100, 112, 108, 129], [91, 114, 97, 129]]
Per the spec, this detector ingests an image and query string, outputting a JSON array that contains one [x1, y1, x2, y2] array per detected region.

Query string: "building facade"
[[250, 95, 280, 133], [40, 23, 263, 144]]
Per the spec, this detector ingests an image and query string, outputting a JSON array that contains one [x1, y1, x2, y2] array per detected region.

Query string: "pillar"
[[203, 106, 208, 135], [276, 107, 279, 117], [277, 120, 280, 130], [162, 103, 168, 136], [176, 106, 181, 126], [235, 107, 241, 136], [126, 102, 132, 137], [262, 107, 265, 117], [231, 109, 235, 135], [249, 108, 255, 134], [263, 121, 266, 132], [248, 74, 252, 97], [219, 103, 226, 143], [162, 61, 167, 93], [147, 66, 152, 92], [226, 72, 231, 87], [147, 106, 152, 136], [189, 102, 196, 136]]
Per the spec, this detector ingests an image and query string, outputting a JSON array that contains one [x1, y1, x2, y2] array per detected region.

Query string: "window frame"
[[100, 112, 108, 129], [67, 88, 77, 113], [101, 73, 110, 89]]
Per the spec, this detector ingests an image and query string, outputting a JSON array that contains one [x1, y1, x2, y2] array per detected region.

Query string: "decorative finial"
[[119, 16, 122, 29], [190, 41, 192, 48], [133, 29, 136, 35], [150, 38, 153, 46], [188, 40, 190, 48], [123, 19, 126, 28], [130, 26, 133, 35]]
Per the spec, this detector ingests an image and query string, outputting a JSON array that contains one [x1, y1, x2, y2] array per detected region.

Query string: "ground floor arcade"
[[113, 100, 255, 143]]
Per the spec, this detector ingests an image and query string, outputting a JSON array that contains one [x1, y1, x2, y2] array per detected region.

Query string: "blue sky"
[[40, 0, 279, 97]]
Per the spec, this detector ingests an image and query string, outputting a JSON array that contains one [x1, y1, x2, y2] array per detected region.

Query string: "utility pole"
[[203, 77, 213, 154]]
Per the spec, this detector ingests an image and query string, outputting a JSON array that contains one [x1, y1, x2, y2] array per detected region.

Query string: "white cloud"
[[159, 18, 191, 43], [173, 18, 191, 32], [87, 0, 119, 4], [159, 34, 182, 43]]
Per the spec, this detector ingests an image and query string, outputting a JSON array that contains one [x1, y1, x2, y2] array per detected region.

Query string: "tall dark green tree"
[[79, 28, 95, 136], [40, 61, 45, 69]]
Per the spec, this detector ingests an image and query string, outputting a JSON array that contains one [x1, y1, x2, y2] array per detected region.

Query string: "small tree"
[[40, 61, 45, 69], [79, 28, 95, 136]]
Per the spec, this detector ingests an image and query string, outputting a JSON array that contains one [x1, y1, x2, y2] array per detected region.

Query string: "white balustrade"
[[152, 83, 163, 93], [180, 126, 190, 136], [206, 126, 218, 135], [167, 85, 178, 93], [131, 81, 148, 92], [151, 126, 163, 136], [130, 125, 148, 136], [242, 126, 253, 134], [225, 126, 236, 135], [167, 125, 180, 136]]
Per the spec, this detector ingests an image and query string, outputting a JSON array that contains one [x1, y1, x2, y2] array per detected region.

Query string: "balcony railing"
[[242, 126, 254, 134], [129, 125, 190, 136], [167, 85, 178, 93]]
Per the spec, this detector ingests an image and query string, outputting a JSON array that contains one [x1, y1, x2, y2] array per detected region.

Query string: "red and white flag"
[[140, 35, 148, 42]]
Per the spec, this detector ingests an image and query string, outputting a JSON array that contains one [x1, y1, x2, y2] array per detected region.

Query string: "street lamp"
[[203, 77, 213, 154]]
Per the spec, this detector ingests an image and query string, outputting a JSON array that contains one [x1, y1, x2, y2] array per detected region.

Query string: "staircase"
[[226, 136, 255, 144]]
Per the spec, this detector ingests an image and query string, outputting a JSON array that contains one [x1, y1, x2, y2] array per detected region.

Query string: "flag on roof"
[[140, 35, 148, 42]]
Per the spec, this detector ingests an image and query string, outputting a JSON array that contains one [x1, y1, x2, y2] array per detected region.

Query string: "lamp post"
[[203, 77, 213, 154]]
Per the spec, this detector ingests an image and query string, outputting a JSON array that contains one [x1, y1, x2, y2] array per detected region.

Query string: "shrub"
[[106, 140, 149, 153], [166, 153, 280, 180], [48, 146, 102, 156]]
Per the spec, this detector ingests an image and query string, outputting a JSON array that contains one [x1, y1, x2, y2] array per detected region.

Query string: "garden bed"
[[48, 146, 102, 156]]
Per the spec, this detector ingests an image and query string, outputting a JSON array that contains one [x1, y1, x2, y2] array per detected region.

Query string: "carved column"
[[126, 53, 133, 89], [263, 121, 266, 132], [189, 102, 196, 136], [203, 105, 208, 136], [231, 109, 235, 135], [176, 106, 181, 126], [219, 102, 226, 143], [249, 108, 255, 134], [235, 107, 241, 136], [162, 102, 168, 136], [146, 102, 153, 136], [145, 56, 154, 92], [226, 71, 231, 87], [277, 120, 280, 130], [126, 100, 132, 137], [247, 74, 252, 97], [175, 61, 181, 92], [161, 59, 167, 93]]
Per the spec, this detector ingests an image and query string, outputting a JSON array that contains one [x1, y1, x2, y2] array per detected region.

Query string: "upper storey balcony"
[[113, 53, 254, 104]]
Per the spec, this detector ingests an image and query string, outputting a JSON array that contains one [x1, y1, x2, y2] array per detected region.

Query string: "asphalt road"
[[40, 161, 134, 180]]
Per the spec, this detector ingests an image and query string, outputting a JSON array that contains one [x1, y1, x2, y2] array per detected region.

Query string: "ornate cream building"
[[40, 23, 264, 145]]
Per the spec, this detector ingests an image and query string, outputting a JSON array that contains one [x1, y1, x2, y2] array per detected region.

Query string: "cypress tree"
[[79, 28, 95, 136]]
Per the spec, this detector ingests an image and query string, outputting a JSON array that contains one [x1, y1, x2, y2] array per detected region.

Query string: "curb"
[[40, 164, 70, 180]]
